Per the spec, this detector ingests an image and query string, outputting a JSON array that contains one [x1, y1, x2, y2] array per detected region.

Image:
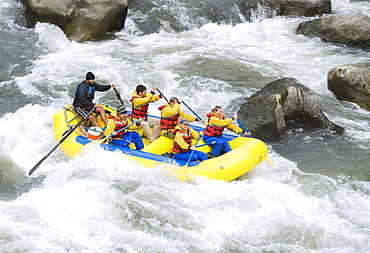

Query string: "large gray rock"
[[22, 0, 128, 42], [297, 13, 370, 47], [279, 0, 331, 16], [328, 64, 370, 111], [237, 78, 344, 141], [243, 0, 331, 18]]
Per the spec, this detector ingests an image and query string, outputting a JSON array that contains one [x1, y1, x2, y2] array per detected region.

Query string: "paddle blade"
[[28, 107, 93, 176], [29, 156, 47, 175], [79, 138, 105, 156], [178, 136, 200, 182], [178, 166, 188, 183], [266, 156, 274, 166]]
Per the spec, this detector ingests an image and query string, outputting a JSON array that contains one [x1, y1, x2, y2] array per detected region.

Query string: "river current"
[[1, 0, 370, 252]]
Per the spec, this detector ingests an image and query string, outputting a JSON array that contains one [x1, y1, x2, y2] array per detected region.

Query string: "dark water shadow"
[[0, 154, 45, 201]]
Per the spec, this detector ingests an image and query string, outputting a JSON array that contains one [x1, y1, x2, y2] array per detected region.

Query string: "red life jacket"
[[172, 128, 192, 153], [204, 113, 227, 137], [129, 96, 149, 119], [108, 115, 128, 138], [158, 105, 180, 130]]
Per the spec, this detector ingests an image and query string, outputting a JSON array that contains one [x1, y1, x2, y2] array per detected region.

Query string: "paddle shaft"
[[181, 101, 204, 122], [193, 141, 215, 148], [157, 88, 204, 124], [237, 118, 252, 137], [156, 88, 168, 102], [106, 120, 140, 139], [29, 108, 94, 176], [185, 135, 202, 167], [178, 135, 201, 182], [113, 87, 125, 106]]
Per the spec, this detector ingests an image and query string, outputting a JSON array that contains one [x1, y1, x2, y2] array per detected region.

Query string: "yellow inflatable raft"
[[53, 104, 268, 182]]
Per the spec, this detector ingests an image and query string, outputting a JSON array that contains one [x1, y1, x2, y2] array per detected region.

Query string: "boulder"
[[328, 64, 370, 110], [242, 0, 331, 19], [22, 0, 128, 42], [297, 13, 370, 47], [237, 78, 344, 141], [278, 0, 331, 17]]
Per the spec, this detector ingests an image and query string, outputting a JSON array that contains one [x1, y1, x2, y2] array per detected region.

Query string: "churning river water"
[[1, 0, 370, 252]]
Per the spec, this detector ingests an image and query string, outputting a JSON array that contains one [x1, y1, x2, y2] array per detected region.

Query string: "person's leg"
[[187, 151, 198, 162], [193, 150, 208, 161], [220, 136, 232, 154], [110, 139, 129, 147], [203, 135, 223, 156], [76, 106, 100, 128], [88, 114, 100, 128], [95, 105, 108, 126], [173, 152, 190, 161], [139, 121, 155, 142], [174, 151, 207, 162], [147, 116, 161, 139], [127, 131, 144, 150]]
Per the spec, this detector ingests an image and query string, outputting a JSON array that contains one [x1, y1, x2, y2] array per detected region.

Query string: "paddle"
[[236, 118, 274, 166], [181, 101, 205, 123], [113, 87, 125, 106], [90, 120, 140, 146], [157, 88, 205, 124], [104, 120, 140, 140], [178, 134, 202, 183], [194, 141, 215, 148], [156, 88, 168, 102], [236, 118, 253, 137], [29, 108, 94, 176]]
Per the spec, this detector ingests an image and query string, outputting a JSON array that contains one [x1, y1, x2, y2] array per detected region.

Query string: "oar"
[[157, 88, 205, 125], [236, 118, 253, 137], [237, 118, 274, 166], [178, 134, 202, 183], [29, 108, 94, 176], [156, 88, 168, 102], [194, 141, 215, 148], [92, 120, 140, 145], [181, 101, 205, 123], [105, 120, 140, 139], [264, 155, 274, 166], [113, 87, 125, 106]]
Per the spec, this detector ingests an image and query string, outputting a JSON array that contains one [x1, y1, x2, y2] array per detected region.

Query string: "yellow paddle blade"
[[178, 166, 188, 183], [79, 137, 107, 156], [266, 155, 274, 166]]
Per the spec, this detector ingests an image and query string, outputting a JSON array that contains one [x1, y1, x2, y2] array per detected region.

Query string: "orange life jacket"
[[204, 113, 227, 137], [108, 115, 128, 138], [172, 128, 192, 153], [129, 97, 149, 119], [158, 105, 180, 130]]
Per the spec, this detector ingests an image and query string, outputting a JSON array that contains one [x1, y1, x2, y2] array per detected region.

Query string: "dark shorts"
[[75, 106, 95, 117]]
